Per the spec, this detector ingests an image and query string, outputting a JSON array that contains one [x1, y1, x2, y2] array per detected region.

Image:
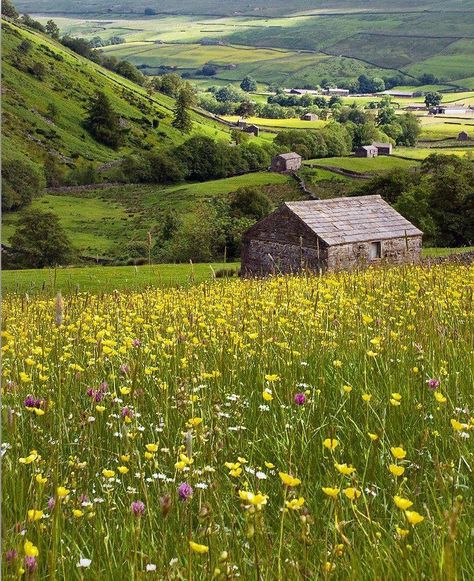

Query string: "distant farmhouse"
[[271, 152, 302, 172], [300, 112, 319, 121], [241, 196, 422, 275], [379, 90, 415, 98], [355, 145, 378, 158], [372, 142, 393, 155], [236, 119, 259, 136], [355, 142, 392, 157], [457, 130, 470, 141], [323, 88, 350, 97], [431, 105, 472, 115]]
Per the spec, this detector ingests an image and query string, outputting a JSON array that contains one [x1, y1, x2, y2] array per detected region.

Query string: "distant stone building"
[[241, 196, 423, 275], [271, 152, 302, 172], [379, 90, 415, 98], [243, 124, 260, 136], [355, 145, 378, 158], [431, 105, 470, 115], [323, 88, 350, 97], [457, 130, 470, 141], [300, 112, 319, 121], [372, 142, 393, 155]]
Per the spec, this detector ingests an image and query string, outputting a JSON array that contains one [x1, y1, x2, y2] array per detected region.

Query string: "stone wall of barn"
[[241, 239, 328, 275], [241, 206, 328, 275], [328, 235, 423, 270]]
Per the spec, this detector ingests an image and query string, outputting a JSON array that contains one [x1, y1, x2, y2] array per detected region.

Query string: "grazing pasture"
[[2, 264, 473, 579], [305, 156, 419, 173]]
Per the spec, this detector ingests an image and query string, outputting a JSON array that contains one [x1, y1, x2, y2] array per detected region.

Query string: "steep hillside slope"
[[1, 19, 231, 171]]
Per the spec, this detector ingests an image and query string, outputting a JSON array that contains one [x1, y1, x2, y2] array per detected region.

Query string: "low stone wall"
[[423, 251, 474, 265]]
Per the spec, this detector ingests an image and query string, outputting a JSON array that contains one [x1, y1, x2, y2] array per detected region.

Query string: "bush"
[[2, 157, 45, 211], [230, 187, 272, 220], [10, 209, 73, 268]]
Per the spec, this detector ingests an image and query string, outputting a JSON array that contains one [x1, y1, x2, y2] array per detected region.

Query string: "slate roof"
[[360, 145, 378, 151], [276, 152, 302, 160], [285, 195, 422, 246]]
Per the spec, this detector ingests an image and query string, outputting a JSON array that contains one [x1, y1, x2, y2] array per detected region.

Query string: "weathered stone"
[[241, 196, 423, 276]]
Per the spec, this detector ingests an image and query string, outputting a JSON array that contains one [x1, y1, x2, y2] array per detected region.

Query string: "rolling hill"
[[1, 18, 232, 173]]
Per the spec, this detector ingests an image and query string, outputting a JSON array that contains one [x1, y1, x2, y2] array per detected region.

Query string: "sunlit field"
[[2, 264, 473, 579]]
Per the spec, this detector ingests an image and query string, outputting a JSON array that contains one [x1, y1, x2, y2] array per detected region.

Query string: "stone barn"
[[241, 196, 423, 275], [373, 142, 393, 155], [271, 152, 302, 172], [355, 145, 378, 158], [300, 112, 319, 121], [243, 124, 260, 136], [457, 131, 470, 141]]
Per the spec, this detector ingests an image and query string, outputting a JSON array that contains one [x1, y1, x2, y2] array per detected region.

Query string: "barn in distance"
[[241, 196, 422, 275]]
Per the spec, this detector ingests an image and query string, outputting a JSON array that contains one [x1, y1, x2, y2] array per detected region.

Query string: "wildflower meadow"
[[2, 264, 473, 579]]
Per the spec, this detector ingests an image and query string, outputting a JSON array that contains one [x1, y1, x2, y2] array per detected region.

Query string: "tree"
[[45, 20, 60, 39], [215, 85, 245, 103], [240, 76, 257, 92], [175, 136, 227, 181], [115, 61, 145, 85], [153, 73, 183, 97], [2, 158, 45, 211], [424, 91, 442, 108], [144, 7, 157, 15], [235, 100, 256, 118], [172, 84, 195, 133], [230, 187, 271, 220], [10, 210, 73, 268], [85, 91, 122, 148], [397, 113, 421, 146], [20, 14, 45, 32], [2, 0, 19, 19], [44, 155, 66, 188]]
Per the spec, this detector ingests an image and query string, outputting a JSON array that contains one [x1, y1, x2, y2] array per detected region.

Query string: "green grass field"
[[224, 115, 328, 130], [2, 172, 299, 259], [1, 262, 239, 294], [3, 247, 472, 294], [394, 147, 474, 160], [305, 156, 419, 173]]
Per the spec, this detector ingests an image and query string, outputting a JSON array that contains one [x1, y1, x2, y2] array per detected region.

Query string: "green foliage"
[[1, 0, 18, 19], [172, 84, 196, 133], [229, 187, 272, 220], [2, 157, 45, 211], [424, 91, 442, 108], [85, 91, 123, 149], [114, 60, 146, 86], [240, 75, 257, 92], [358, 154, 474, 246], [152, 73, 183, 97], [44, 154, 67, 188], [396, 113, 421, 146], [10, 209, 74, 268], [45, 19, 60, 39]]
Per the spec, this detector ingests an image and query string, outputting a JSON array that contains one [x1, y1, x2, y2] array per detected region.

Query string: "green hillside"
[[1, 19, 231, 173]]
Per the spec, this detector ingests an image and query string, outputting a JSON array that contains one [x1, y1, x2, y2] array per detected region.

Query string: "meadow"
[[2, 173, 297, 259], [2, 263, 473, 579]]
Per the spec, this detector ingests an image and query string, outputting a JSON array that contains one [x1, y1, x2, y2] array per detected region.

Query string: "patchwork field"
[[33, 7, 474, 88], [3, 264, 473, 579]]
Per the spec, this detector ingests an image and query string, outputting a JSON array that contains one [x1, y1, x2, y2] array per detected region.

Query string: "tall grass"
[[2, 264, 473, 579]]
